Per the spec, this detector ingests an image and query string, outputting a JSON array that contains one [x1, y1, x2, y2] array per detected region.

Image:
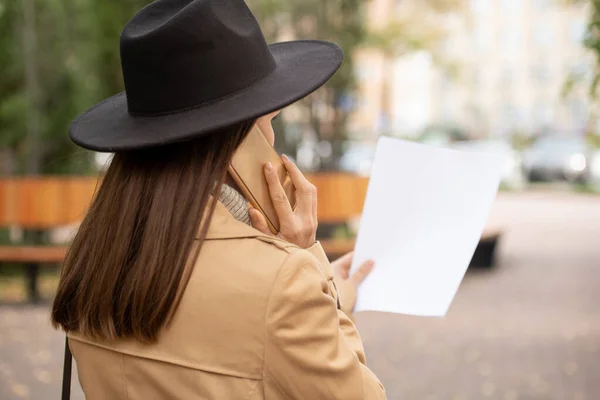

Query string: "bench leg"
[[25, 263, 40, 303], [469, 236, 500, 268], [22, 229, 45, 303]]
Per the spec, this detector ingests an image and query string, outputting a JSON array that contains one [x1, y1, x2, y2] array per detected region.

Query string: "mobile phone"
[[228, 125, 296, 234]]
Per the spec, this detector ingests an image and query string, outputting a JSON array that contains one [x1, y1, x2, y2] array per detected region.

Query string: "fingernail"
[[281, 154, 289, 162], [265, 162, 273, 172], [366, 260, 375, 267]]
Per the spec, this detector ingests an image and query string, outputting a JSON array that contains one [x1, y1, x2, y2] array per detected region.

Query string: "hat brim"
[[70, 40, 343, 152]]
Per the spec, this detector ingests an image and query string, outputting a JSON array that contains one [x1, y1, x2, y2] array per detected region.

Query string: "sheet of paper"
[[351, 137, 505, 317]]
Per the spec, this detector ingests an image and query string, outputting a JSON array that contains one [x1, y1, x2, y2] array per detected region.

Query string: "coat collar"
[[199, 199, 335, 281], [203, 200, 269, 240]]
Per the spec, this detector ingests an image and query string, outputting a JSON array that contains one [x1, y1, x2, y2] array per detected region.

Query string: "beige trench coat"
[[68, 201, 386, 399]]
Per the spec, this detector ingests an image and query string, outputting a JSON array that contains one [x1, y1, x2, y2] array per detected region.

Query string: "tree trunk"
[[22, 0, 42, 175]]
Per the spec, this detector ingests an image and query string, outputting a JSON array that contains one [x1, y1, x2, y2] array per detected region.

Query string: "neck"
[[218, 177, 251, 225], [224, 173, 243, 196]]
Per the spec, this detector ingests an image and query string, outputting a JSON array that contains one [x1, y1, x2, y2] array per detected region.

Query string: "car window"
[[534, 138, 584, 153]]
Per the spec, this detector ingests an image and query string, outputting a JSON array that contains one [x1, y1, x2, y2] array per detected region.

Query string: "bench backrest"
[[306, 173, 369, 223], [0, 178, 99, 229], [0, 174, 368, 228]]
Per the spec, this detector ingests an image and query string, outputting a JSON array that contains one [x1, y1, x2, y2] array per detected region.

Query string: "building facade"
[[351, 0, 593, 141]]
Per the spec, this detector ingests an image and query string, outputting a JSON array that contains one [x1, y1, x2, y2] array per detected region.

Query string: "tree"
[[565, 0, 600, 143], [1, 0, 466, 174], [247, 0, 466, 170], [247, 0, 367, 170], [0, 0, 28, 174], [0, 0, 91, 175], [364, 0, 466, 135], [84, 1, 154, 101], [0, 0, 152, 176], [574, 0, 600, 98]]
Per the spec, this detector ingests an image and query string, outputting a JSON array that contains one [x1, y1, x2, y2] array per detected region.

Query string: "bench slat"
[[0, 246, 68, 263], [319, 230, 501, 258]]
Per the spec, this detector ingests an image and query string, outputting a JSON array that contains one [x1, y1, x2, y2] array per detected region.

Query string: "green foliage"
[[248, 0, 465, 168], [582, 0, 600, 98], [1, 0, 463, 173], [86, 1, 154, 99], [511, 131, 536, 151], [0, 0, 26, 150], [568, 0, 600, 98], [587, 132, 600, 147], [0, 0, 87, 174], [247, 0, 367, 169], [0, 0, 152, 175]]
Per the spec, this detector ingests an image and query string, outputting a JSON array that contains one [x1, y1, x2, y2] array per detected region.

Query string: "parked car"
[[522, 136, 591, 183], [339, 138, 525, 190]]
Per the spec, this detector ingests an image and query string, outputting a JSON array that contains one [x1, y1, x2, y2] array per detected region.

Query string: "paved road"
[[1, 192, 599, 399], [359, 192, 600, 400]]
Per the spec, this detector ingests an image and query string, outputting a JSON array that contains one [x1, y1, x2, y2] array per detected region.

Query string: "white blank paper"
[[351, 137, 505, 317]]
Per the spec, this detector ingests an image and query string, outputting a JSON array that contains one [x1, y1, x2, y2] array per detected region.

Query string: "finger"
[[334, 251, 354, 279], [264, 162, 293, 221], [350, 260, 374, 286], [281, 155, 315, 213], [249, 208, 271, 236]]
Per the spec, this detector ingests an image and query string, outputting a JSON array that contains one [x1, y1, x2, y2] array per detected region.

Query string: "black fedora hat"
[[70, 0, 343, 152]]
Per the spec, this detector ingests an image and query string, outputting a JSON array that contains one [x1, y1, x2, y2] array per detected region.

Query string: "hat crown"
[[120, 0, 276, 115]]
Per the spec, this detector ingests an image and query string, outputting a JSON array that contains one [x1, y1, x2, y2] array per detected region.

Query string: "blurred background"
[[1, 0, 600, 399]]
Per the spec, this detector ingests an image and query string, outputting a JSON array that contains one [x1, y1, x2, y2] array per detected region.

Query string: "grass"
[[0, 267, 61, 303], [0, 227, 61, 302], [0, 228, 12, 245], [518, 181, 600, 194], [573, 183, 600, 194]]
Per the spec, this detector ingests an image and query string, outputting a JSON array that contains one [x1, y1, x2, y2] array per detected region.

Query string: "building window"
[[474, 24, 491, 52], [503, 28, 522, 53], [502, 68, 516, 87], [532, 65, 552, 84], [534, 102, 555, 126], [570, 19, 587, 45], [471, 69, 481, 87], [534, 0, 553, 9], [534, 24, 553, 49], [470, 0, 492, 14], [570, 98, 588, 125], [501, 0, 521, 15], [569, 62, 589, 80], [503, 104, 519, 124]]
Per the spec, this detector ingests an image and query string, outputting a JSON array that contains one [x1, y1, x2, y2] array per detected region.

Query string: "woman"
[[51, 0, 386, 398]]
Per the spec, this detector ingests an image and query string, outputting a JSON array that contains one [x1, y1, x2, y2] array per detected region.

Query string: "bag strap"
[[61, 336, 72, 400]]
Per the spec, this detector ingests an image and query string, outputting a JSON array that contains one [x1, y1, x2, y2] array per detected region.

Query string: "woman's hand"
[[249, 154, 317, 249], [331, 252, 374, 315]]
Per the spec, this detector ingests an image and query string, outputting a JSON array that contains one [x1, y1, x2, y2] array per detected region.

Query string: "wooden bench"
[[0, 246, 68, 302], [304, 173, 502, 268], [469, 229, 502, 268], [0, 178, 97, 302], [0, 174, 502, 302], [304, 173, 367, 257], [319, 231, 502, 268]]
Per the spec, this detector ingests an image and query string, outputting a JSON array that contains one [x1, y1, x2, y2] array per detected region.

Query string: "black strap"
[[61, 336, 72, 400], [331, 280, 342, 310]]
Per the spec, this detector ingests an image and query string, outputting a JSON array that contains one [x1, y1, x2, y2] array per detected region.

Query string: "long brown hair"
[[51, 121, 254, 342]]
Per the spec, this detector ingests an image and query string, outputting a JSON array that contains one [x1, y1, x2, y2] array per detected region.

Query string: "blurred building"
[[351, 0, 593, 141]]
